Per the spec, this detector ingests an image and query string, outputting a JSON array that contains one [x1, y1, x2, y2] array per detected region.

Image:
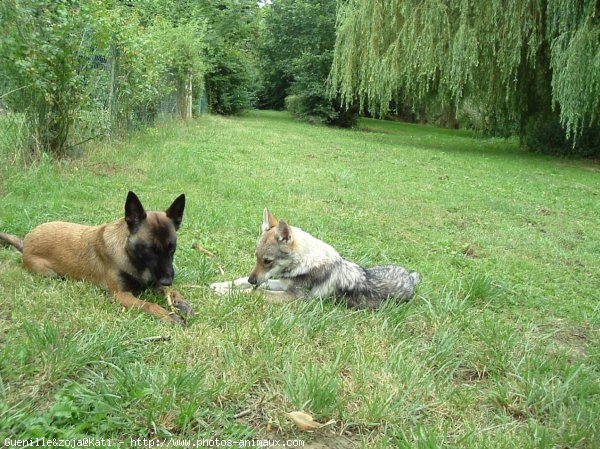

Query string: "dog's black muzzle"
[[158, 268, 174, 286], [158, 277, 173, 286]]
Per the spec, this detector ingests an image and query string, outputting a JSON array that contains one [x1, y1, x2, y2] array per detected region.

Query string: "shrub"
[[0, 1, 207, 157], [524, 116, 600, 157], [284, 95, 302, 117], [286, 52, 358, 127], [0, 0, 101, 156], [205, 49, 257, 116]]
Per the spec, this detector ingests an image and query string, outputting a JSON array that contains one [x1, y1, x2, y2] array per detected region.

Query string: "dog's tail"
[[0, 232, 24, 253]]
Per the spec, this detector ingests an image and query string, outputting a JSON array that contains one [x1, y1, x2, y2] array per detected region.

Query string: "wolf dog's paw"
[[209, 281, 232, 296], [209, 278, 254, 296]]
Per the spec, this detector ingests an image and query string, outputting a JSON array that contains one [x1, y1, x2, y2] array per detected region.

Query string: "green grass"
[[1, 110, 599, 448], [0, 113, 29, 167]]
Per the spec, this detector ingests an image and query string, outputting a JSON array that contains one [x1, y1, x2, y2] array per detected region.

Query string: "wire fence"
[[0, 48, 204, 164]]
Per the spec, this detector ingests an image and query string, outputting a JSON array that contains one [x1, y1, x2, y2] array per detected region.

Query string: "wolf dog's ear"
[[166, 193, 186, 230], [262, 208, 278, 232], [125, 191, 147, 232], [276, 220, 293, 244]]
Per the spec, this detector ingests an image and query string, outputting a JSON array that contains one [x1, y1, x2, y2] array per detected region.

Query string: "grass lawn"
[[1, 110, 599, 448]]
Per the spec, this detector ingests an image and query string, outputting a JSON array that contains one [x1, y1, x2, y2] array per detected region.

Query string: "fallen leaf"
[[286, 411, 335, 431]]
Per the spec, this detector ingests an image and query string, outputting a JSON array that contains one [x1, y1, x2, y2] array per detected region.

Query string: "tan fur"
[[265, 209, 278, 230], [23, 219, 140, 286], [248, 228, 276, 282], [1, 194, 190, 325]]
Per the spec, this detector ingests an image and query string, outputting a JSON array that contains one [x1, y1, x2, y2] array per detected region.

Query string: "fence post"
[[176, 73, 193, 120], [108, 43, 118, 135]]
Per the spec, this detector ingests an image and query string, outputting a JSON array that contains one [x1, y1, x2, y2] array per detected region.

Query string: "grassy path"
[[1, 111, 598, 447]]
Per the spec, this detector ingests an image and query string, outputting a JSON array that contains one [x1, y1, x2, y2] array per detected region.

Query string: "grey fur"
[[277, 246, 421, 310], [246, 209, 422, 309]]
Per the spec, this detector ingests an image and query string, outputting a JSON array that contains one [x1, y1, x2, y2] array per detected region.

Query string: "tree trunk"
[[176, 73, 193, 120]]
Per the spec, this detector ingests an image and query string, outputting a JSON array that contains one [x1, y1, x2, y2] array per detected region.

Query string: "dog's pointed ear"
[[276, 220, 293, 244], [125, 191, 147, 232], [166, 193, 186, 230], [262, 208, 278, 232]]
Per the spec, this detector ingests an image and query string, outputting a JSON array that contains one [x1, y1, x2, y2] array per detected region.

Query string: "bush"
[[285, 52, 358, 127], [256, 0, 358, 128], [456, 101, 518, 136], [285, 94, 358, 128], [0, 1, 207, 157], [0, 0, 100, 156], [284, 95, 302, 117], [205, 49, 257, 116], [524, 116, 600, 157]]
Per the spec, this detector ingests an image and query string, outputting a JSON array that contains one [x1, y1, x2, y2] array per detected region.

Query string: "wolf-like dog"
[[0, 191, 193, 325], [210, 208, 421, 309]]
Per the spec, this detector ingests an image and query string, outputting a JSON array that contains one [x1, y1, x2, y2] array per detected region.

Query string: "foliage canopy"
[[330, 0, 600, 140]]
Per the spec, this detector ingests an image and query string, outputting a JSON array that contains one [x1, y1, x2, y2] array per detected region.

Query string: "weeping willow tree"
[[330, 0, 600, 151]]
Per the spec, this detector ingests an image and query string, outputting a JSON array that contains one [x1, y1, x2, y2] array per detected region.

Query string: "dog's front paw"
[[166, 312, 186, 326], [164, 288, 195, 323], [173, 297, 195, 319]]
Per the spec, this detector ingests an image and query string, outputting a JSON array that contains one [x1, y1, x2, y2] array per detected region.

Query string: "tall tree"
[[330, 0, 600, 150], [257, 0, 357, 126], [202, 0, 261, 115]]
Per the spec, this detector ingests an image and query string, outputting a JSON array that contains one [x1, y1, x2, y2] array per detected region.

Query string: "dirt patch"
[[235, 401, 362, 448], [554, 326, 592, 358], [537, 207, 552, 216], [260, 432, 361, 449], [504, 404, 530, 422], [538, 320, 595, 359], [302, 433, 360, 448], [72, 160, 145, 177], [462, 244, 479, 259], [455, 366, 490, 384]]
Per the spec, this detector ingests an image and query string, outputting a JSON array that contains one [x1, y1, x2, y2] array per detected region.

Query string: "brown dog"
[[0, 191, 194, 325]]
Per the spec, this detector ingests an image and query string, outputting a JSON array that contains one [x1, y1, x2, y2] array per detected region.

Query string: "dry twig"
[[192, 243, 218, 258]]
